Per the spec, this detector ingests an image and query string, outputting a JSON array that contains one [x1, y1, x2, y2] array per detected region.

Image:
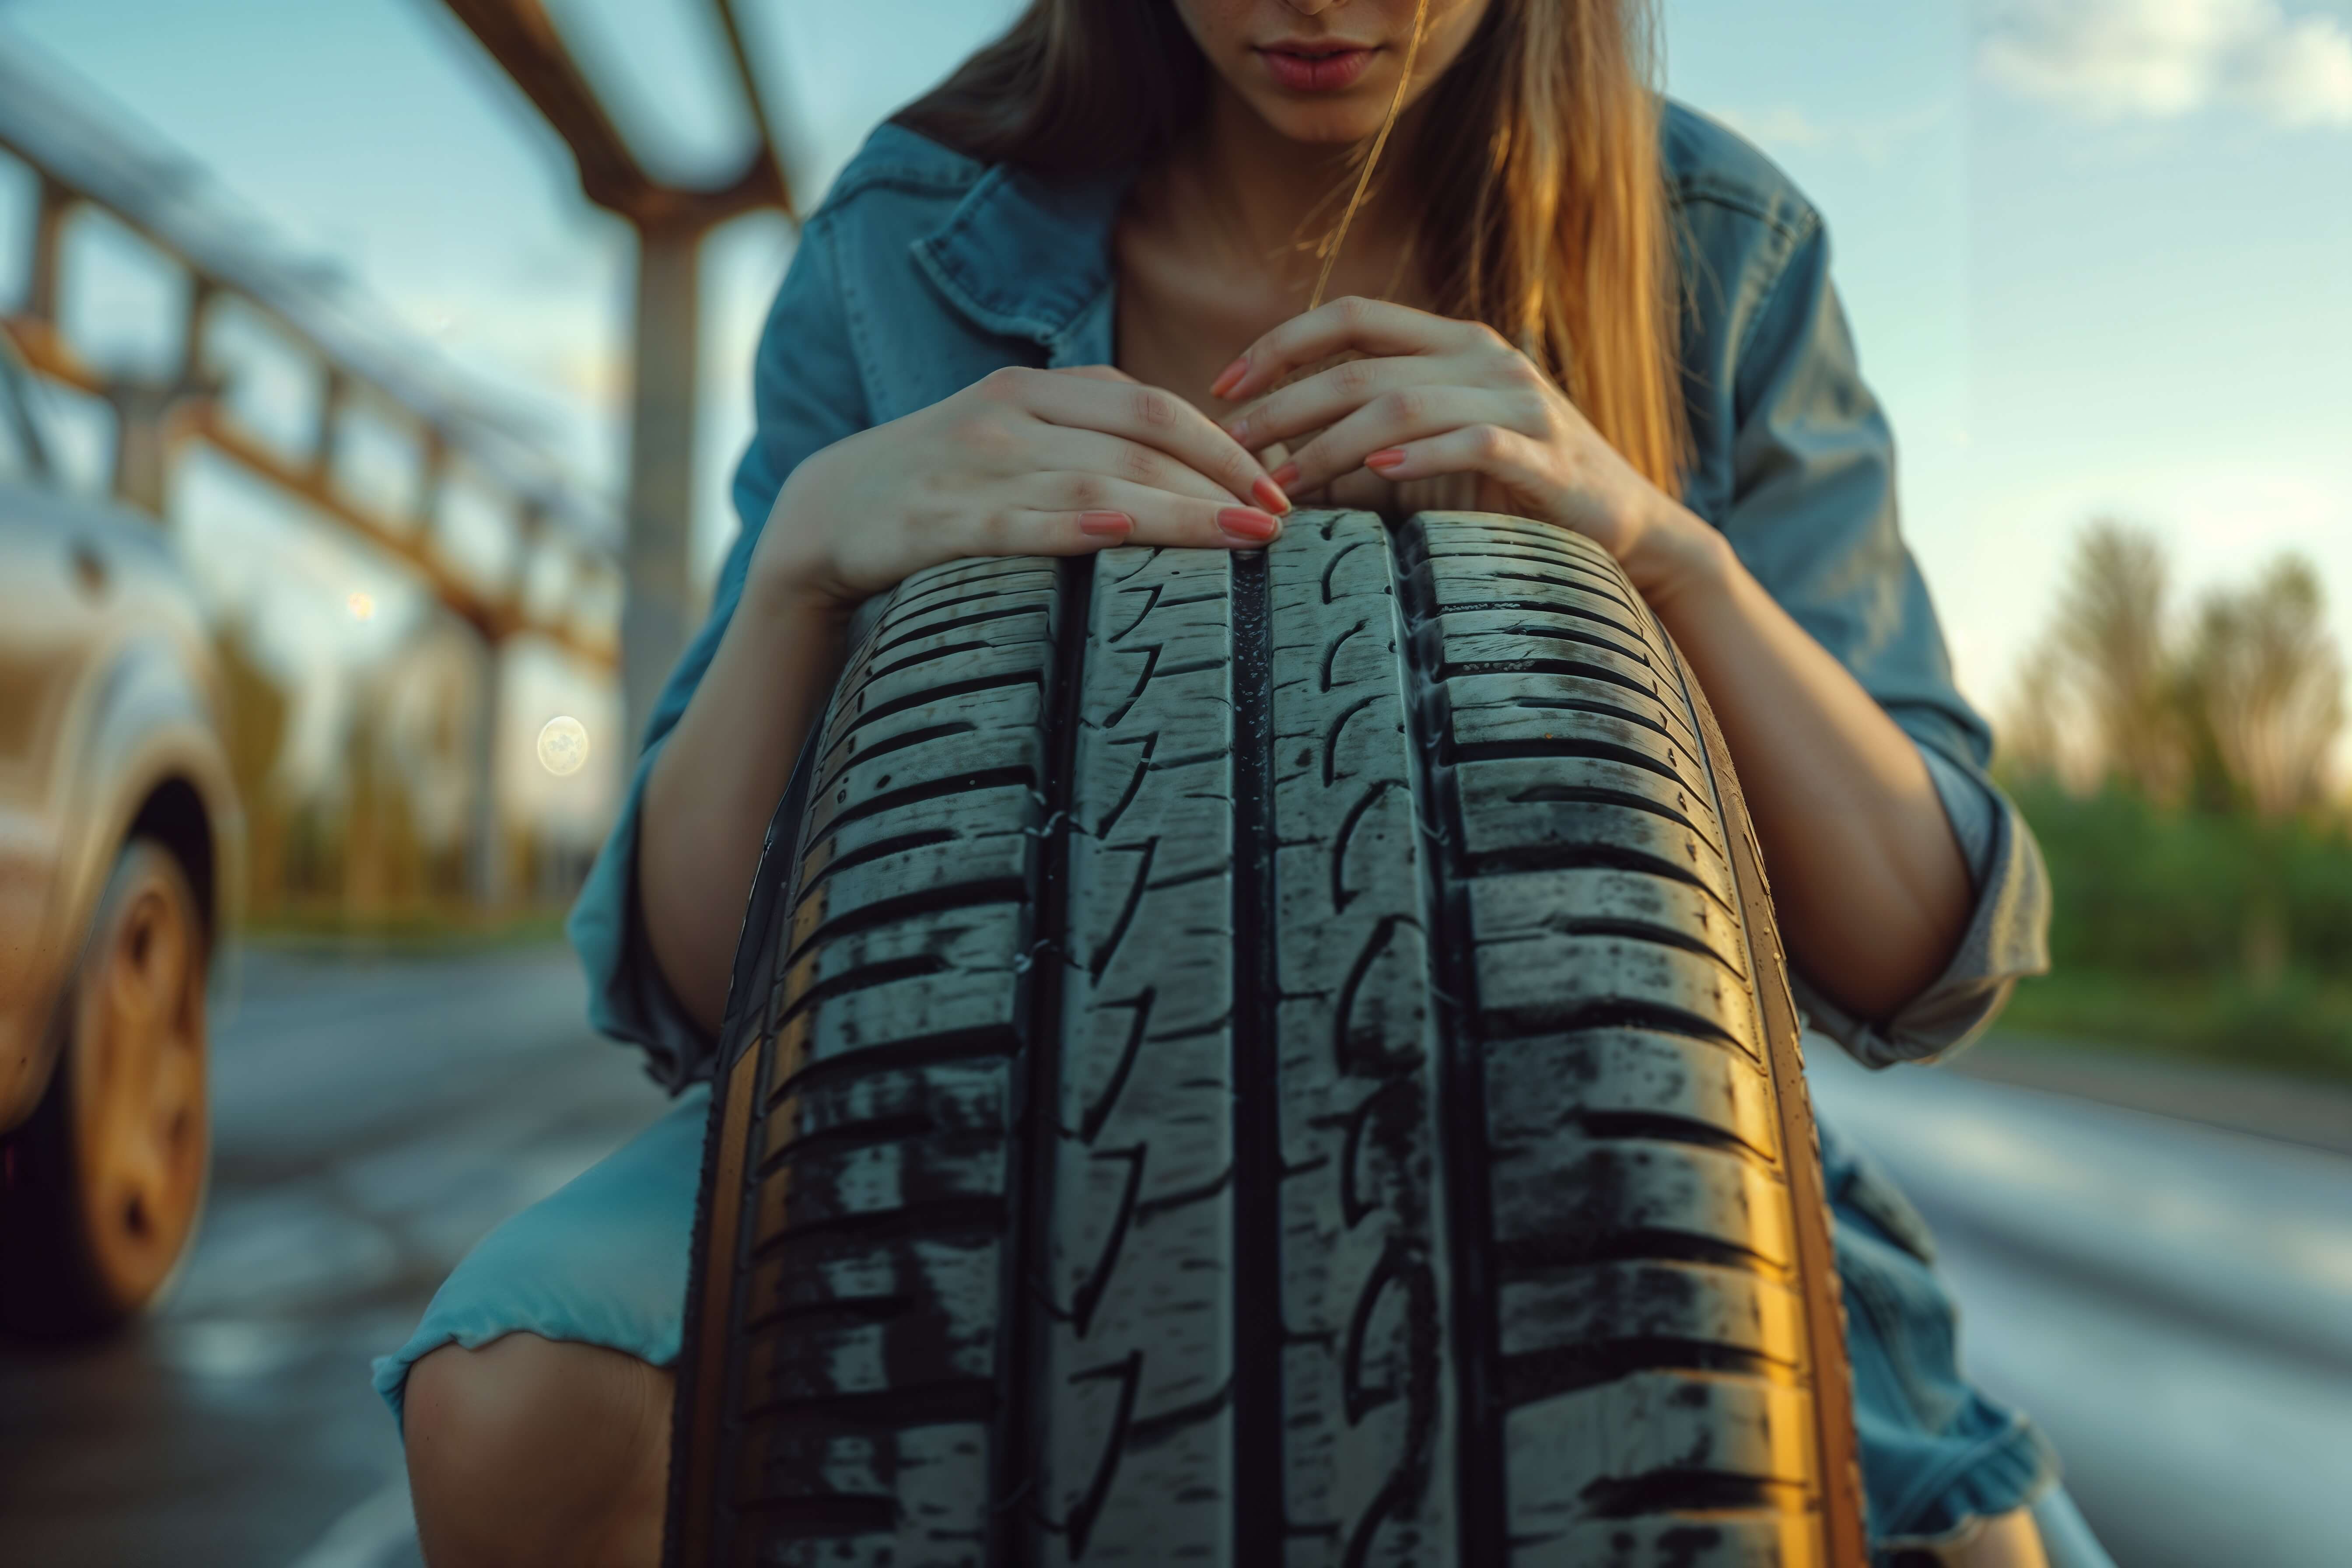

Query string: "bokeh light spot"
[[536, 715, 589, 776]]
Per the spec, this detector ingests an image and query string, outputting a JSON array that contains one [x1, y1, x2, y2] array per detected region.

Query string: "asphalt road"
[[3, 946, 2345, 1567], [0, 944, 672, 1568], [1808, 1047, 2352, 1568]]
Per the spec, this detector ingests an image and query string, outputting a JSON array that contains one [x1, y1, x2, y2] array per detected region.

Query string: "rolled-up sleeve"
[[1710, 210, 2051, 1066], [567, 215, 872, 1089]]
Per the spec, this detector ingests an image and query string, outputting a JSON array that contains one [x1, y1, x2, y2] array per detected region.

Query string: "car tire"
[[0, 836, 211, 1336], [666, 511, 1868, 1566]]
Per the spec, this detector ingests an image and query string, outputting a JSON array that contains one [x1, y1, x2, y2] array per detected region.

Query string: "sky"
[[0, 0, 2346, 826]]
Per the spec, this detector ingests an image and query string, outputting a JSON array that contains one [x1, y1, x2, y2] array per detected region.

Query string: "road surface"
[[3, 945, 2345, 1565], [0, 944, 672, 1568]]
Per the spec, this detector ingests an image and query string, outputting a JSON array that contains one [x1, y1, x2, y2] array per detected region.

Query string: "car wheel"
[[0, 836, 211, 1335]]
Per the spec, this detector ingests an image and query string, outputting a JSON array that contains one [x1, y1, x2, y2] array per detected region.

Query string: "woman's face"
[[1172, 0, 1496, 146]]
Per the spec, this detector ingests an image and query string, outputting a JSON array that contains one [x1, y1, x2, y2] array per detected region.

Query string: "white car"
[[0, 339, 240, 1334]]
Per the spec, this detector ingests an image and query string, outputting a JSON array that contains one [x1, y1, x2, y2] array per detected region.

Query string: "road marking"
[[284, 1474, 416, 1568]]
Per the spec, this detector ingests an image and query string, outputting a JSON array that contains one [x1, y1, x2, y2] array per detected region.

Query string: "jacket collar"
[[912, 158, 1134, 357]]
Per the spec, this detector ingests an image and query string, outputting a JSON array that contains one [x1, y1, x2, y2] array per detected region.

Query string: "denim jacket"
[[569, 102, 2052, 1091]]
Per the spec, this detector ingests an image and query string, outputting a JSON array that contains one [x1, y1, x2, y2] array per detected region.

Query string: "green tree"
[[2180, 555, 2345, 823], [214, 622, 291, 916], [2049, 520, 2184, 802]]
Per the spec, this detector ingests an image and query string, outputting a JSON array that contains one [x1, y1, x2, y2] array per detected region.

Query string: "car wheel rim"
[[73, 855, 208, 1311]]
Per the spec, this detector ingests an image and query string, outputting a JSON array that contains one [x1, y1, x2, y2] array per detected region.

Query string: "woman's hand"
[[1211, 297, 1722, 603], [753, 364, 1291, 612]]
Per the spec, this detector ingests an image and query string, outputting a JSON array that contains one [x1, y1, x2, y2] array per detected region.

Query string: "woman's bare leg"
[[1911, 1507, 2050, 1568], [403, 1334, 672, 1568]]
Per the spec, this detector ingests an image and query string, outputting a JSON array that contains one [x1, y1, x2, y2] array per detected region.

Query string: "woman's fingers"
[[1356, 424, 1549, 493], [1214, 297, 1494, 403], [1026, 425, 1240, 507], [1020, 471, 1283, 549], [986, 365, 1291, 515], [1277, 385, 1538, 494], [1224, 352, 1520, 452]]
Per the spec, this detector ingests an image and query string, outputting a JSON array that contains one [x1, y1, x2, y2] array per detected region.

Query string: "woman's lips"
[[1258, 45, 1377, 93]]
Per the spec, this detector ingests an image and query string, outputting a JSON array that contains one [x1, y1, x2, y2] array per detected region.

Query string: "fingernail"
[[1218, 506, 1280, 543], [1079, 511, 1132, 536], [1365, 448, 1407, 472], [1270, 462, 1300, 490], [1211, 356, 1250, 399], [1251, 476, 1292, 515]]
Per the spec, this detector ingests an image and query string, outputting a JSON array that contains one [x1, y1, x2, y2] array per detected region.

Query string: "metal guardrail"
[[0, 43, 620, 670]]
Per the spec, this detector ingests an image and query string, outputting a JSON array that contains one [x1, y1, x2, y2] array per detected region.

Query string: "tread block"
[[808, 735, 1045, 844], [867, 603, 1054, 668], [1497, 1261, 1804, 1368], [1426, 573, 1654, 645], [1452, 755, 1727, 860], [1268, 513, 1459, 1565], [1469, 871, 1747, 980], [761, 1060, 1008, 1163], [1039, 543, 1239, 1566], [1443, 672, 1703, 774], [817, 683, 1047, 796], [1504, 1374, 1815, 1536], [1489, 1143, 1794, 1272], [735, 1421, 991, 1561], [739, 1300, 997, 1406], [752, 1133, 1008, 1236], [1421, 513, 1616, 567], [1429, 606, 1659, 673], [1458, 802, 1736, 911], [1438, 656, 1701, 756], [1510, 1512, 1815, 1567], [1473, 934, 1760, 1052], [832, 644, 1047, 738], [1445, 705, 1712, 802], [743, 1232, 1001, 1328], [1485, 1029, 1778, 1162]]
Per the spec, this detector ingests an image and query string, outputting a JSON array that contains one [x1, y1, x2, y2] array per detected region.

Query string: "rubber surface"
[[668, 512, 1865, 1567]]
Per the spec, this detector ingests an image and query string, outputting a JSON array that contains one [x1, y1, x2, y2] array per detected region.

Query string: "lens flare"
[[346, 591, 375, 621], [536, 715, 589, 776]]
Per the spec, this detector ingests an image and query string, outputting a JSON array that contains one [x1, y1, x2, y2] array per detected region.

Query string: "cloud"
[[1712, 102, 1953, 164], [1979, 0, 2352, 127]]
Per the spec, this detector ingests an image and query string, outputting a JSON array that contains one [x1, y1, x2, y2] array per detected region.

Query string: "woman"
[[378, 3, 2113, 1564]]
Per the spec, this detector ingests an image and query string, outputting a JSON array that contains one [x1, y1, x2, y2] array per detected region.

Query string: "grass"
[[1997, 967, 2352, 1085]]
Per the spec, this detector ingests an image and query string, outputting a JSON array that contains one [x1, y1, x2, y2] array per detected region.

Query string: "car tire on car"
[[666, 511, 1869, 1567], [0, 836, 211, 1337]]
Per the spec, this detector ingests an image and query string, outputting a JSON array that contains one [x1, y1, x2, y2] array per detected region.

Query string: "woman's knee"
[[403, 1333, 672, 1568], [1888, 1506, 2051, 1568]]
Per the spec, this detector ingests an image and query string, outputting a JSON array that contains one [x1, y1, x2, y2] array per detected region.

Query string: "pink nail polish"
[[1251, 476, 1292, 515], [1079, 511, 1132, 536], [1365, 448, 1407, 472], [1211, 356, 1250, 399], [1270, 462, 1300, 490], [1218, 507, 1280, 543]]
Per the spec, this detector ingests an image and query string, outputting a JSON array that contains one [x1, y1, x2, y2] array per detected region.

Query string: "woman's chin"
[[1236, 94, 1396, 149]]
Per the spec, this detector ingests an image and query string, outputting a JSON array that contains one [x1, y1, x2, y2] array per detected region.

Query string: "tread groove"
[[998, 552, 1093, 1563], [1387, 518, 1506, 1568], [1229, 546, 1282, 1568]]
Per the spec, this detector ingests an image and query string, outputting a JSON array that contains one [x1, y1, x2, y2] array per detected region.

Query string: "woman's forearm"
[[1646, 525, 1971, 1022], [637, 573, 852, 1036]]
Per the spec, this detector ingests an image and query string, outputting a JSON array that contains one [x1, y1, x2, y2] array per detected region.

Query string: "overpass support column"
[[619, 217, 703, 752], [466, 630, 506, 909]]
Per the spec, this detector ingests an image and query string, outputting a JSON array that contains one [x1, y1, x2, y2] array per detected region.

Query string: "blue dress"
[[376, 105, 2109, 1564]]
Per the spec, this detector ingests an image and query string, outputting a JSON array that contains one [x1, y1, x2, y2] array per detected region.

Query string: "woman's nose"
[[1280, 0, 1351, 15]]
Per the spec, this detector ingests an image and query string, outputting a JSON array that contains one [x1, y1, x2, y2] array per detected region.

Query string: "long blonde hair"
[[898, 0, 1689, 494]]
